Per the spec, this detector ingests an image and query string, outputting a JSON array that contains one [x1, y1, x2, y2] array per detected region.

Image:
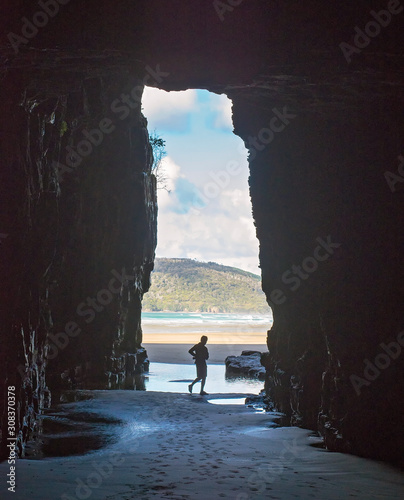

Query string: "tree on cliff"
[[150, 131, 168, 190]]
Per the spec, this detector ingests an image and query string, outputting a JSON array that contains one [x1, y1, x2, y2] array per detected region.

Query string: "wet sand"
[[143, 343, 267, 365], [142, 331, 267, 345], [2, 390, 404, 500]]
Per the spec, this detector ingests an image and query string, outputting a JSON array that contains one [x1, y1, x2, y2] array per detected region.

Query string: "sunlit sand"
[[3, 391, 403, 500], [142, 331, 267, 344]]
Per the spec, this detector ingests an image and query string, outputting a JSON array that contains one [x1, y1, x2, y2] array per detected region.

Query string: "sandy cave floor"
[[1, 390, 404, 500]]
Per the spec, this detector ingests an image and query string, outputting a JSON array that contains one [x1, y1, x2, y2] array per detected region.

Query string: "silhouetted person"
[[188, 335, 209, 395]]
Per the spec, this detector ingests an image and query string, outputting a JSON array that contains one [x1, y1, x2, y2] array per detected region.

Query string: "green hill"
[[142, 258, 271, 314]]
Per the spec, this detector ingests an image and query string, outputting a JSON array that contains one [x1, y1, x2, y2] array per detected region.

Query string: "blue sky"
[[142, 88, 261, 275]]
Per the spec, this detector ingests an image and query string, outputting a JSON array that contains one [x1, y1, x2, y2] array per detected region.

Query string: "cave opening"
[[141, 87, 261, 277], [137, 87, 272, 392], [139, 87, 273, 393]]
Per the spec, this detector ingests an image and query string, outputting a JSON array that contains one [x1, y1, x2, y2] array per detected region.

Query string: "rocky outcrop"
[[225, 351, 266, 380], [231, 86, 404, 460], [0, 68, 157, 458], [1, 0, 404, 462]]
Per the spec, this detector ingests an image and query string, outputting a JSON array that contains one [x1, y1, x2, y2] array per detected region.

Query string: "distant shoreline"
[[142, 311, 271, 360], [143, 343, 267, 365], [142, 310, 270, 315], [142, 332, 267, 344]]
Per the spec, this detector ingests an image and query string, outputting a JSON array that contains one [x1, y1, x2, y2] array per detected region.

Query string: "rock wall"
[[230, 86, 404, 461], [1, 0, 404, 462], [0, 65, 157, 458]]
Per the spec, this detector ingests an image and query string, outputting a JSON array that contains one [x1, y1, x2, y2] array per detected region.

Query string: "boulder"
[[225, 351, 267, 380]]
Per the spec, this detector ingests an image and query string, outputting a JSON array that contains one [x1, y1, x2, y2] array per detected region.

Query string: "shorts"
[[196, 363, 207, 379]]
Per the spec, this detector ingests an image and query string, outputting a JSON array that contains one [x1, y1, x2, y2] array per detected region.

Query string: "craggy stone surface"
[[225, 351, 266, 380], [1, 0, 404, 462], [0, 68, 157, 457]]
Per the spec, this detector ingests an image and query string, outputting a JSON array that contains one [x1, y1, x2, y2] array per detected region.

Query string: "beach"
[[141, 313, 271, 342], [143, 343, 267, 364], [141, 312, 271, 363], [2, 391, 404, 500], [2, 312, 404, 499]]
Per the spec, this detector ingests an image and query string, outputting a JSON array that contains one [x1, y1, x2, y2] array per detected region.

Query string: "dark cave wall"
[[0, 74, 53, 458], [230, 90, 404, 460], [0, 69, 156, 457], [41, 73, 157, 392], [1, 0, 404, 461]]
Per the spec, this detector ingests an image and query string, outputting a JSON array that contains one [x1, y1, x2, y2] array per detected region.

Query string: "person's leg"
[[199, 364, 208, 394], [189, 377, 201, 393], [200, 377, 206, 392]]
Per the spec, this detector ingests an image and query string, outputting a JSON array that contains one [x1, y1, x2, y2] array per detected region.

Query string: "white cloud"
[[163, 156, 181, 183], [143, 87, 260, 275], [156, 156, 205, 215], [210, 94, 233, 130], [239, 215, 257, 242], [156, 188, 260, 275], [156, 157, 180, 210], [220, 189, 251, 211], [142, 88, 197, 132]]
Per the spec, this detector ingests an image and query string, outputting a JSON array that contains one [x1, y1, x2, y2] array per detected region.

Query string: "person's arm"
[[188, 345, 196, 356], [205, 347, 209, 360]]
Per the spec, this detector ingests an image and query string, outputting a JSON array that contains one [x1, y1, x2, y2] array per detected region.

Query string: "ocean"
[[141, 312, 270, 392], [142, 311, 273, 340], [143, 363, 264, 394], [141, 311, 272, 369]]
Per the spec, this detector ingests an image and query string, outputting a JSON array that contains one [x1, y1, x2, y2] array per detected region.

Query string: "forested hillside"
[[142, 258, 271, 313]]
